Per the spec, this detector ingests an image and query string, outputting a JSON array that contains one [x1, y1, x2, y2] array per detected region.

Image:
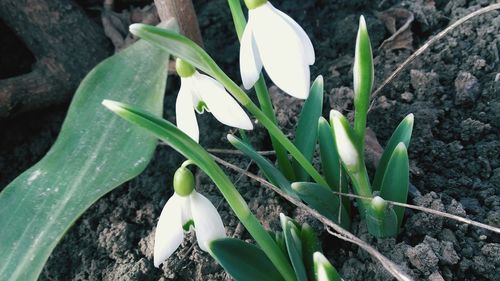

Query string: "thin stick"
[[211, 154, 412, 281], [329, 191, 500, 234], [369, 3, 500, 111], [207, 148, 276, 156]]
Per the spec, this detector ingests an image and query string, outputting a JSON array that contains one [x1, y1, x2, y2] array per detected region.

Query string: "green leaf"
[[318, 117, 350, 212], [353, 15, 374, 144], [379, 143, 409, 228], [208, 238, 285, 281], [372, 114, 414, 191], [130, 23, 217, 78], [301, 223, 321, 281], [313, 252, 342, 281], [366, 196, 399, 238], [0, 35, 172, 280], [292, 76, 324, 181], [291, 182, 351, 229], [228, 134, 298, 198], [280, 214, 308, 281]]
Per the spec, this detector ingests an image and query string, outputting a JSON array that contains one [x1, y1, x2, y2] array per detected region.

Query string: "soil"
[[0, 0, 498, 280]]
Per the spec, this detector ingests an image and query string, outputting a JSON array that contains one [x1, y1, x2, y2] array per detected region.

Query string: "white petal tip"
[[129, 23, 141, 35]]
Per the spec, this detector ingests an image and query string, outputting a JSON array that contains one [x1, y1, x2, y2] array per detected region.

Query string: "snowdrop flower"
[[240, 0, 315, 99], [175, 58, 253, 143], [154, 166, 226, 267]]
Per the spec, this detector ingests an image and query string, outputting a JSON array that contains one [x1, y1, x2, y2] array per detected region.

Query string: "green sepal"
[[291, 182, 351, 229], [379, 143, 409, 228], [227, 134, 298, 199], [208, 238, 285, 281], [301, 223, 321, 281], [366, 196, 398, 238], [280, 214, 308, 281], [372, 114, 414, 191], [318, 117, 350, 213], [292, 76, 324, 181], [313, 252, 342, 281]]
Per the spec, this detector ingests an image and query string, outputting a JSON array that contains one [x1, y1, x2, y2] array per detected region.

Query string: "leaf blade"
[[292, 76, 324, 181], [0, 37, 171, 280]]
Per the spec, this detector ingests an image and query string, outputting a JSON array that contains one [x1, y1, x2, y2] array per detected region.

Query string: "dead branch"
[[0, 0, 112, 117], [154, 0, 203, 46]]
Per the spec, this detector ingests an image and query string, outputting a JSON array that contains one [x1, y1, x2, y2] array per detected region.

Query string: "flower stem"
[[226, 0, 296, 180], [104, 101, 297, 281]]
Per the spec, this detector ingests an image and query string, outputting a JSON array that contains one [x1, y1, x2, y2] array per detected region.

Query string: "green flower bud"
[[173, 166, 195, 196], [176, 58, 195, 78], [244, 0, 267, 10]]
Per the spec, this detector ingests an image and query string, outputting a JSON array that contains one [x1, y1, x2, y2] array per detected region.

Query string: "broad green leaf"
[[353, 15, 374, 143], [372, 114, 414, 191], [301, 223, 321, 281], [318, 117, 350, 212], [102, 101, 296, 281], [313, 252, 342, 281], [281, 214, 308, 281], [228, 134, 298, 198], [366, 196, 398, 238], [0, 33, 172, 280], [291, 182, 350, 229], [379, 143, 409, 228], [208, 238, 285, 281], [292, 76, 324, 181]]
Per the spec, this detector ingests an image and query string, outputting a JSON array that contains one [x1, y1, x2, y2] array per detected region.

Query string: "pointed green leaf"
[[318, 117, 350, 212], [208, 238, 285, 281], [379, 143, 409, 228], [301, 223, 321, 281], [353, 15, 374, 144], [280, 214, 308, 281], [373, 114, 414, 191], [366, 196, 399, 238], [313, 252, 342, 281], [292, 76, 324, 181], [0, 33, 172, 280], [228, 134, 298, 198], [130, 23, 217, 78], [291, 182, 351, 229]]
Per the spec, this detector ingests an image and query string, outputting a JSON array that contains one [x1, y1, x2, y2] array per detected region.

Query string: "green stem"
[[226, 0, 295, 180], [349, 165, 372, 214], [106, 101, 297, 281]]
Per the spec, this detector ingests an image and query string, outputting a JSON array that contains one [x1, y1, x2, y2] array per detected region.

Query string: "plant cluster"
[[102, 0, 414, 280]]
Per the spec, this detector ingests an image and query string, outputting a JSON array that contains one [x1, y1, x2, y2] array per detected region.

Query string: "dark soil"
[[0, 0, 498, 280]]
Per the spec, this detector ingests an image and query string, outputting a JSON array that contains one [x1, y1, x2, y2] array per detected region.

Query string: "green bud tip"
[[395, 142, 407, 153], [173, 166, 195, 196], [244, 0, 267, 10], [359, 15, 367, 32], [405, 113, 415, 125], [371, 196, 387, 213], [176, 58, 196, 78]]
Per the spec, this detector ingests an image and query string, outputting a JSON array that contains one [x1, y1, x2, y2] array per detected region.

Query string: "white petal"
[[176, 78, 199, 142], [193, 73, 253, 130], [251, 3, 310, 99], [179, 196, 193, 231], [190, 191, 226, 251], [239, 19, 263, 89], [154, 194, 184, 267], [273, 7, 315, 65]]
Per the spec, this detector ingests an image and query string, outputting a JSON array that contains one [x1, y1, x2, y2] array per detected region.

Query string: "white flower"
[[240, 1, 315, 99], [176, 71, 254, 143], [154, 190, 226, 267]]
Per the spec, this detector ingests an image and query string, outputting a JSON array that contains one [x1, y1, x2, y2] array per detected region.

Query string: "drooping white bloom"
[[176, 71, 254, 143], [240, 1, 315, 99], [154, 190, 226, 267]]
